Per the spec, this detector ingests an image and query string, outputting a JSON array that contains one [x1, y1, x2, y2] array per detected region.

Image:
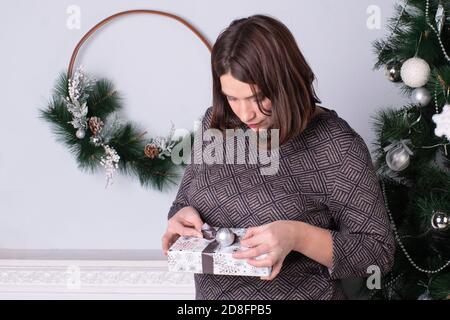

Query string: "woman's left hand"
[[232, 220, 299, 280]]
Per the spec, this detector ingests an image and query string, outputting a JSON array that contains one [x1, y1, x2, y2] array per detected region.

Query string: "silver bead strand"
[[381, 180, 450, 274], [434, 83, 440, 114], [425, 0, 450, 63]]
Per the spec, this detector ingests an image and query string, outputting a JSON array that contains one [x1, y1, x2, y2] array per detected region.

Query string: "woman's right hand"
[[161, 206, 204, 256]]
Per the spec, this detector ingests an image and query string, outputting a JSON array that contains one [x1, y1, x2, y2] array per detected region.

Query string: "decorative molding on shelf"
[[0, 250, 195, 299]]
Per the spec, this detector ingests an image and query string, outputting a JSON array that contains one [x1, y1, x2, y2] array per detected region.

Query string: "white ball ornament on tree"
[[432, 104, 450, 140], [411, 87, 432, 106], [400, 57, 431, 88]]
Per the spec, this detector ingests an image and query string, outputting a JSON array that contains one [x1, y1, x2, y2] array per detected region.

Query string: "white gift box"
[[167, 225, 271, 277]]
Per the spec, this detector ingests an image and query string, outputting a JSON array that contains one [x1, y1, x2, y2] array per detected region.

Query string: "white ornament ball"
[[400, 57, 431, 88], [432, 104, 450, 140], [75, 128, 86, 139]]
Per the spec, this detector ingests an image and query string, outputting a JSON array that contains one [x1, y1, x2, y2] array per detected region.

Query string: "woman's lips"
[[246, 121, 262, 128]]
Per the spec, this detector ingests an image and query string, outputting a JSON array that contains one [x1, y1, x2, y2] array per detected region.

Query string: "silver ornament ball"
[[411, 87, 431, 106], [215, 228, 235, 247], [90, 136, 103, 146], [75, 128, 86, 139], [431, 211, 449, 230], [385, 60, 402, 82], [386, 145, 410, 172]]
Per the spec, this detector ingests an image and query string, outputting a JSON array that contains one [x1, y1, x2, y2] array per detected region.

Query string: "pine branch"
[[87, 78, 122, 119]]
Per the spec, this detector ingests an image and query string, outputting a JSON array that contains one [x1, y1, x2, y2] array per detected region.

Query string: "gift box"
[[167, 224, 272, 277]]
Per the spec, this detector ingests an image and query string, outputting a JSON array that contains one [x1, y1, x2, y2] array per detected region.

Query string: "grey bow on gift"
[[199, 223, 239, 274]]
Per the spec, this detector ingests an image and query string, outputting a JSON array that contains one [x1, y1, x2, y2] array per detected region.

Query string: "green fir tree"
[[369, 0, 450, 300]]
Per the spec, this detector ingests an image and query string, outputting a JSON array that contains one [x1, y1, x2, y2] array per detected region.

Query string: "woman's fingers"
[[162, 207, 205, 256], [260, 259, 283, 281], [162, 226, 201, 256], [232, 243, 269, 260], [181, 215, 204, 233], [163, 215, 204, 255], [176, 206, 204, 231], [241, 226, 259, 240], [246, 253, 273, 267], [169, 218, 204, 237], [239, 231, 265, 248], [178, 224, 203, 238], [161, 232, 179, 255]]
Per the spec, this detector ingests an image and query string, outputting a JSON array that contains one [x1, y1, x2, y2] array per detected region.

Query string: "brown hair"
[[210, 14, 321, 146]]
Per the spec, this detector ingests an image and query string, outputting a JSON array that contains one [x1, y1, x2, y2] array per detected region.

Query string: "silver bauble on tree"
[[400, 57, 431, 88], [385, 60, 402, 82], [431, 211, 449, 230], [411, 87, 432, 106], [75, 128, 86, 139], [385, 140, 413, 172]]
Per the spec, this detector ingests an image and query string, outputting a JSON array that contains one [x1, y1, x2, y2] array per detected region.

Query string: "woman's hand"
[[161, 206, 204, 256], [232, 220, 300, 280]]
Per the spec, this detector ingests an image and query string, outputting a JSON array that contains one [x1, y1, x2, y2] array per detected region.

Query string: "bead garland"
[[381, 180, 450, 274]]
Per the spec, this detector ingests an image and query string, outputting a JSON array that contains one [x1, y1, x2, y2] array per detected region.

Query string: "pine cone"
[[88, 116, 104, 135], [144, 143, 159, 159]]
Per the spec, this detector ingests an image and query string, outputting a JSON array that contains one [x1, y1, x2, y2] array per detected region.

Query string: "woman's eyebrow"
[[221, 90, 263, 99]]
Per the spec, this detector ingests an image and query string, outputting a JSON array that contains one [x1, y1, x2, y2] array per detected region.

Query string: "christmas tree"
[[369, 0, 450, 299]]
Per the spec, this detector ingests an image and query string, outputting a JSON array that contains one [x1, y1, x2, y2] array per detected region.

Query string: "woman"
[[162, 14, 395, 300]]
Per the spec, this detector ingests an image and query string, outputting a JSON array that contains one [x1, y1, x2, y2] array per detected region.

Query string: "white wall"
[[0, 0, 408, 252]]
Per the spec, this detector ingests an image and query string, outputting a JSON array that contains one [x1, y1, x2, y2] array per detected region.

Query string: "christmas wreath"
[[40, 10, 212, 190]]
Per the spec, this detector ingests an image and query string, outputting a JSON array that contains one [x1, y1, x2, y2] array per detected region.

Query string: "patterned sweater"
[[167, 106, 395, 300]]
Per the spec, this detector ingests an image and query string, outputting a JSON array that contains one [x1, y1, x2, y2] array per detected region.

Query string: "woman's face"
[[220, 72, 272, 131]]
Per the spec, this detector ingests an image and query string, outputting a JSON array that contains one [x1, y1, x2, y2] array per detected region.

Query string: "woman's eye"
[[226, 96, 264, 102]]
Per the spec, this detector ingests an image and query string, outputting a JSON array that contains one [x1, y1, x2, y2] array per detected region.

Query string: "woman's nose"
[[239, 102, 256, 122]]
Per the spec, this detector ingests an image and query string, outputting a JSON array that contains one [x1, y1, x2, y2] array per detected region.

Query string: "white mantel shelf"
[[0, 250, 195, 299]]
